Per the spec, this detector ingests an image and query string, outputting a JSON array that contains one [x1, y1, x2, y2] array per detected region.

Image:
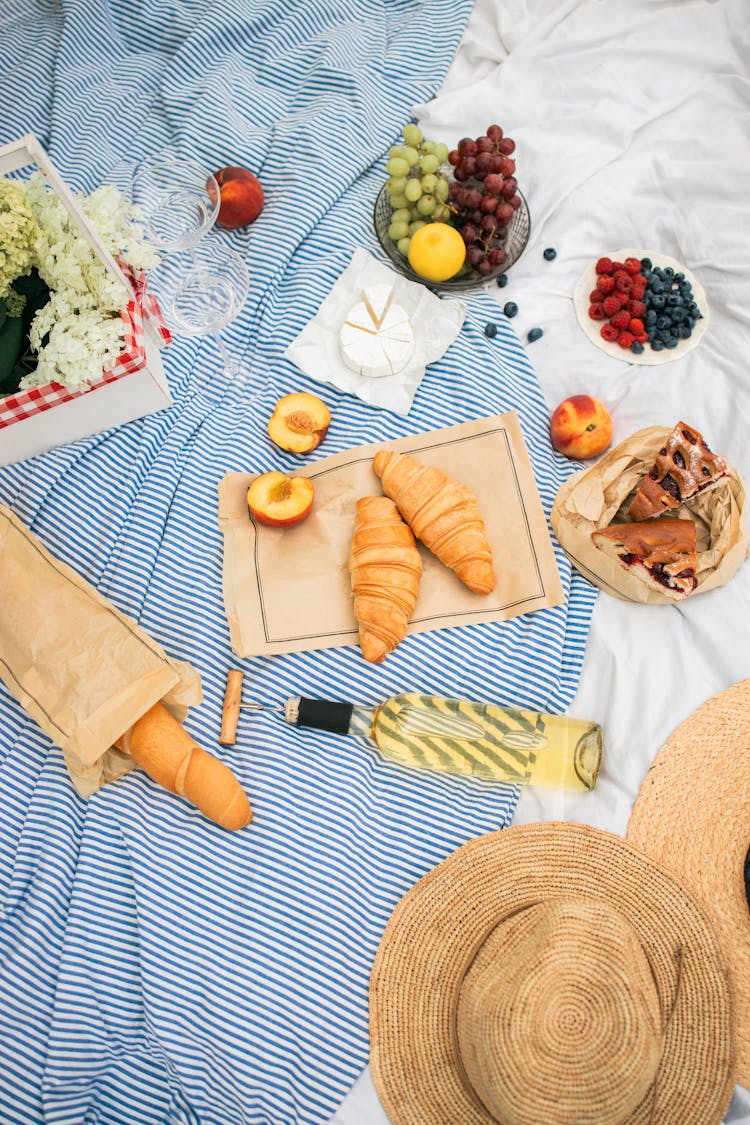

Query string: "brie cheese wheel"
[[339, 283, 415, 379]]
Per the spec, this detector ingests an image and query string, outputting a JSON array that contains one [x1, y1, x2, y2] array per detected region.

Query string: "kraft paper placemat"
[[218, 412, 564, 658]]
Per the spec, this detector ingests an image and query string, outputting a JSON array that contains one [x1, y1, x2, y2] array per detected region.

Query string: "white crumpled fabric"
[[284, 246, 465, 415]]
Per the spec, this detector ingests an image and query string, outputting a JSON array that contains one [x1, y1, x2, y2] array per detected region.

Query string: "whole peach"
[[550, 395, 613, 460], [212, 166, 264, 229]]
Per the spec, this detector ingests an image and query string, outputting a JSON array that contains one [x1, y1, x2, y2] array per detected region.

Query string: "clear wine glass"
[[148, 240, 250, 383], [131, 155, 220, 253]]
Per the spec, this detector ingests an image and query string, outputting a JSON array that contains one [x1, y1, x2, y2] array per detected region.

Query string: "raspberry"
[[600, 323, 619, 342], [610, 262, 625, 274], [630, 279, 647, 299], [629, 317, 645, 335], [636, 333, 648, 343], [595, 257, 615, 275], [629, 300, 647, 318], [588, 303, 606, 320], [624, 257, 642, 275], [597, 275, 616, 294], [602, 296, 621, 317], [617, 331, 634, 348], [610, 309, 631, 330], [614, 271, 632, 293], [589, 287, 605, 303]]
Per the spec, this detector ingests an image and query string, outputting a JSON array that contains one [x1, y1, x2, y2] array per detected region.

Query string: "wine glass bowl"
[[148, 241, 250, 379], [131, 155, 220, 253], [373, 179, 530, 292]]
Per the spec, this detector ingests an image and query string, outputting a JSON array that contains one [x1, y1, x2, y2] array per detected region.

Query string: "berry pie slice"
[[628, 421, 729, 520], [592, 517, 698, 598]]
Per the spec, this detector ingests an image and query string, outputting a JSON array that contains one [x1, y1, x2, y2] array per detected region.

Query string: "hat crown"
[[456, 897, 662, 1125]]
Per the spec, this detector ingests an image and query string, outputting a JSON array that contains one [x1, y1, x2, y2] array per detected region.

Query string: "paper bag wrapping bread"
[[550, 426, 748, 604], [0, 505, 202, 796]]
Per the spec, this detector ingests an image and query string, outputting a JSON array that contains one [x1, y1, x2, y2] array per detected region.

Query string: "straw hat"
[[628, 677, 750, 1086], [369, 821, 734, 1125]]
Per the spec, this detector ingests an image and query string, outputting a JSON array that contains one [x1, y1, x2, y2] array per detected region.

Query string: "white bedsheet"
[[333, 0, 750, 1120]]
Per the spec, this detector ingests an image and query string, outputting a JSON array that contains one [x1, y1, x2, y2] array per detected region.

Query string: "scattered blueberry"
[[496, 272, 509, 288], [527, 327, 544, 343], [630, 340, 645, 354], [484, 322, 498, 339], [640, 256, 653, 270], [503, 301, 518, 318], [543, 247, 557, 261]]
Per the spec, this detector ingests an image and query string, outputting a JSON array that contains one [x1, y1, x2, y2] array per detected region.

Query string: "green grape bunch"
[[385, 122, 452, 258]]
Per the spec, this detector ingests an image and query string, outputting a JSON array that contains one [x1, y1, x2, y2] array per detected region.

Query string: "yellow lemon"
[[407, 222, 466, 282]]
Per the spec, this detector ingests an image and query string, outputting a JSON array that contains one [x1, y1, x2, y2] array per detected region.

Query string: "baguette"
[[115, 702, 253, 831]]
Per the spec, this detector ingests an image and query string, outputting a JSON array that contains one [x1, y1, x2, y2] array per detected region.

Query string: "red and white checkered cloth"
[[0, 262, 171, 429]]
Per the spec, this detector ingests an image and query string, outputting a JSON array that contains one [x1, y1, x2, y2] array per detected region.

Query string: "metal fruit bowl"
[[372, 179, 531, 292]]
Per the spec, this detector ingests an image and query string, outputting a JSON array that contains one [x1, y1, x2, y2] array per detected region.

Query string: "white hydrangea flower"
[[17, 173, 158, 392]]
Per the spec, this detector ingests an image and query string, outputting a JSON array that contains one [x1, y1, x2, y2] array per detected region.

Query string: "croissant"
[[349, 495, 422, 663], [373, 449, 495, 595]]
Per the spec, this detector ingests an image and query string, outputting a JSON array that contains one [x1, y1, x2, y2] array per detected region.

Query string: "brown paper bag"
[[550, 426, 748, 603], [0, 505, 202, 796], [218, 412, 564, 658]]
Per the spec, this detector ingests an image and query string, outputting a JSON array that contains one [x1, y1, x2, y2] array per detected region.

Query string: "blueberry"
[[653, 268, 665, 281], [665, 336, 678, 348], [484, 322, 498, 338], [643, 292, 653, 307], [671, 308, 685, 323], [652, 338, 665, 351], [685, 316, 696, 330], [640, 257, 653, 270], [650, 281, 665, 295], [543, 247, 557, 260], [496, 272, 509, 288], [677, 324, 692, 339], [664, 267, 674, 278], [666, 294, 680, 307], [527, 326, 544, 343], [652, 294, 666, 310], [658, 329, 673, 343], [504, 302, 518, 318], [674, 272, 684, 283], [646, 326, 657, 339], [656, 315, 671, 329], [645, 310, 657, 325], [630, 340, 645, 354]]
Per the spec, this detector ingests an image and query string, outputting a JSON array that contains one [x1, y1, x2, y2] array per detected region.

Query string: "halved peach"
[[247, 471, 314, 528], [267, 392, 331, 454]]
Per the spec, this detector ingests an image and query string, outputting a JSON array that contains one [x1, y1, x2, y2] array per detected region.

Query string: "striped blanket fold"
[[0, 2, 597, 1123]]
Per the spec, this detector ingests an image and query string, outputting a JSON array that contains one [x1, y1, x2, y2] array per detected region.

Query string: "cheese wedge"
[[339, 284, 415, 379]]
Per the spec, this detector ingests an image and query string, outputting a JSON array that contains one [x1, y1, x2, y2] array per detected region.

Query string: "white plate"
[[573, 247, 710, 365]]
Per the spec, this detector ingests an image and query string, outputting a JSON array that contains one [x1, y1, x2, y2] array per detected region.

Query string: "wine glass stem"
[[214, 330, 237, 378]]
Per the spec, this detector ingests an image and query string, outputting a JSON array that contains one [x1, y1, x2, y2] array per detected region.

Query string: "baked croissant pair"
[[349, 450, 495, 663]]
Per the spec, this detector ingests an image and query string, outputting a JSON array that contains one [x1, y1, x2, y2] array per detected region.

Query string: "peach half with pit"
[[247, 472, 314, 528], [550, 394, 613, 460], [267, 393, 331, 454], [212, 166, 264, 229]]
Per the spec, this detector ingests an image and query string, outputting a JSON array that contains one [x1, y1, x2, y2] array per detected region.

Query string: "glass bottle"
[[281, 692, 602, 792]]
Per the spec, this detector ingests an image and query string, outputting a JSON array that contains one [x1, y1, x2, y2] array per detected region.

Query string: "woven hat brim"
[[370, 821, 734, 1125], [628, 677, 750, 1085]]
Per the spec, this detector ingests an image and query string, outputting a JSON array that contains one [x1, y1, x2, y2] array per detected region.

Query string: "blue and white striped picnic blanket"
[[0, 2, 597, 1122]]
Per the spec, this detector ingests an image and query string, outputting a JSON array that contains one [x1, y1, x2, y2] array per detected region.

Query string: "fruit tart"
[[592, 517, 698, 599], [628, 421, 729, 520]]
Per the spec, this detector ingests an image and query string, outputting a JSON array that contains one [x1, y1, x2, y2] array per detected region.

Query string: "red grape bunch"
[[448, 124, 520, 276]]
